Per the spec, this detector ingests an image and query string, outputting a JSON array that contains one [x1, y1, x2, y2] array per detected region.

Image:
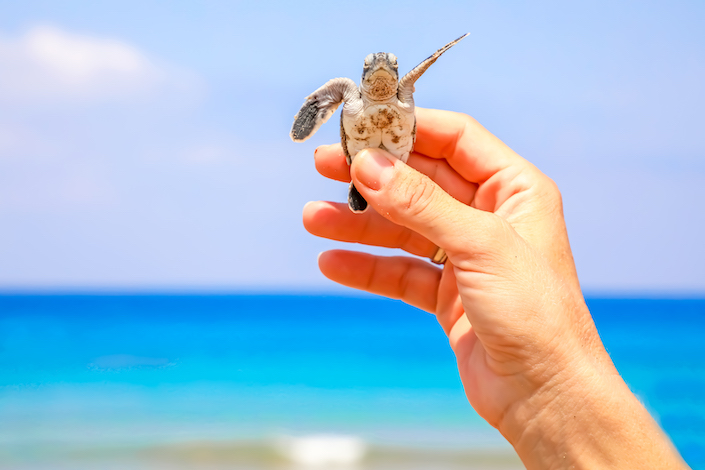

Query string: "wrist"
[[499, 349, 686, 469]]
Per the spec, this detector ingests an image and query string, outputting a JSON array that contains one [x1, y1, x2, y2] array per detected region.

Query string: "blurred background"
[[0, 0, 703, 469]]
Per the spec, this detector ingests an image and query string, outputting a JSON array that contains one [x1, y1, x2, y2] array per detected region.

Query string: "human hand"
[[302, 108, 687, 469], [304, 107, 607, 423]]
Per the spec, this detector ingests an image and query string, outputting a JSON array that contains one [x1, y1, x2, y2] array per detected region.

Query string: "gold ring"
[[430, 247, 448, 265]]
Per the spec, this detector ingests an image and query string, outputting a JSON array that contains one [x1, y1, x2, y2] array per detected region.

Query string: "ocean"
[[0, 294, 703, 469]]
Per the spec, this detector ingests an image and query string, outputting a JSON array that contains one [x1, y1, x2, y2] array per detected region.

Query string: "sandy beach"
[[1, 437, 524, 470]]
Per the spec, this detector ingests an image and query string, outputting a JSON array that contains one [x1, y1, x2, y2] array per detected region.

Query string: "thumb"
[[351, 148, 499, 258]]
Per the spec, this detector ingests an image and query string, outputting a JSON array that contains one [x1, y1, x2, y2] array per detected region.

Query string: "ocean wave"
[[273, 434, 367, 466]]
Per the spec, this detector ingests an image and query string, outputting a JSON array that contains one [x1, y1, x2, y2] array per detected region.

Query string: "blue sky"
[[0, 0, 703, 293]]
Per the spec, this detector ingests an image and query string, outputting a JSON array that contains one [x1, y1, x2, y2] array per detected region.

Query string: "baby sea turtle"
[[290, 34, 469, 213]]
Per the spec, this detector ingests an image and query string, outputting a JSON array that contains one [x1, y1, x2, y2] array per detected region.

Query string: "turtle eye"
[[363, 53, 374, 67], [388, 53, 398, 66]]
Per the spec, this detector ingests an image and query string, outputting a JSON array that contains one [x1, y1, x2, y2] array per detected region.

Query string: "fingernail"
[[355, 149, 394, 191]]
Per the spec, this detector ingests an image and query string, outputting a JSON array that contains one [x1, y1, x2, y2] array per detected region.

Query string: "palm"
[[435, 258, 532, 429]]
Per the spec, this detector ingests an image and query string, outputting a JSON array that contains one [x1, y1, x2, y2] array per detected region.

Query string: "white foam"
[[275, 434, 367, 467]]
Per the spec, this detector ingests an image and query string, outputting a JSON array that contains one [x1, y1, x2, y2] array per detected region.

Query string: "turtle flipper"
[[348, 183, 368, 213], [290, 77, 359, 142], [398, 33, 469, 104]]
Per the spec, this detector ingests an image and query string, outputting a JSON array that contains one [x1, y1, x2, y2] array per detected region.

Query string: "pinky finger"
[[318, 250, 441, 314]]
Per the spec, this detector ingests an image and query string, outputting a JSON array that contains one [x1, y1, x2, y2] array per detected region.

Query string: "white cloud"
[[0, 25, 199, 105]]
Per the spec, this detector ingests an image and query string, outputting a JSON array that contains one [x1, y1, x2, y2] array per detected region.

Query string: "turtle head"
[[361, 52, 399, 101]]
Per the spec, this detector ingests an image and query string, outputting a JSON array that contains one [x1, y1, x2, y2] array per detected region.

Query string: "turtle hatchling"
[[290, 33, 468, 213]]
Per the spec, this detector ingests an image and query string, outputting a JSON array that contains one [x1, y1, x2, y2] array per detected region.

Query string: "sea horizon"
[[1, 287, 705, 297]]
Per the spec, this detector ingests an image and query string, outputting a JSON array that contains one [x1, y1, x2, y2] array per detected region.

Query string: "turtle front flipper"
[[290, 77, 360, 142], [398, 33, 469, 104]]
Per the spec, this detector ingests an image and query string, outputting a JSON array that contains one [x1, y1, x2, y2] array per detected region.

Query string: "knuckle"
[[541, 173, 562, 200], [403, 174, 437, 218], [538, 173, 565, 214], [458, 112, 480, 130], [517, 166, 565, 216]]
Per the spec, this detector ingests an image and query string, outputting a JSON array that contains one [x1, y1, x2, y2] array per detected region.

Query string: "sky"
[[0, 0, 703, 293]]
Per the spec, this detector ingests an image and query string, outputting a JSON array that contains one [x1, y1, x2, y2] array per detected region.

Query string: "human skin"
[[302, 108, 688, 469]]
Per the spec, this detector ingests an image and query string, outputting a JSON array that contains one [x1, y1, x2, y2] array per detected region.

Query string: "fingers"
[[351, 148, 504, 262], [414, 107, 530, 184], [413, 109, 577, 284], [318, 250, 441, 314], [410, 151, 478, 205], [303, 200, 437, 258], [315, 143, 479, 205], [314, 144, 350, 182], [309, 145, 480, 259]]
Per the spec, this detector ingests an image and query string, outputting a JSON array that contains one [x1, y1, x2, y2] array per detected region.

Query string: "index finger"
[[414, 107, 529, 184]]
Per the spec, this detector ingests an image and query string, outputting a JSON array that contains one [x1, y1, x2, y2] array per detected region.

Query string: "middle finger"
[[303, 200, 438, 258]]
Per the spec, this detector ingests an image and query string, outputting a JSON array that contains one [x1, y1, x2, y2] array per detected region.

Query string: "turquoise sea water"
[[0, 295, 703, 469]]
